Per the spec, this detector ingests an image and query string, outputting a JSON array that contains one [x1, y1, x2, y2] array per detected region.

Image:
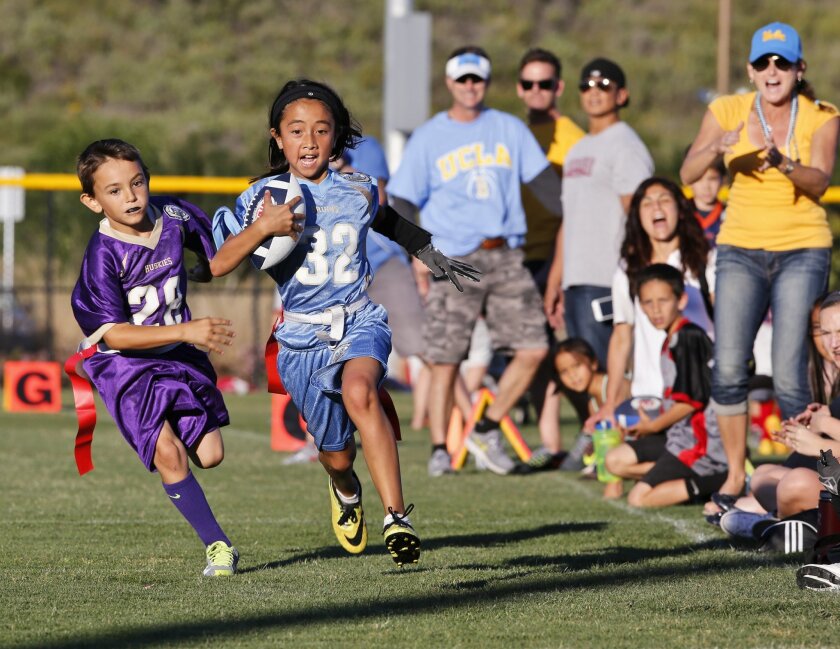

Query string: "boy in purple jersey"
[[211, 80, 479, 566], [70, 139, 240, 577]]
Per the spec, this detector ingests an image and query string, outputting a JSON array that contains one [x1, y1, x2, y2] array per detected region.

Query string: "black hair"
[[76, 139, 150, 196], [518, 47, 561, 78], [255, 79, 362, 182], [808, 292, 840, 403], [636, 263, 685, 299], [555, 337, 598, 364], [622, 176, 710, 300]]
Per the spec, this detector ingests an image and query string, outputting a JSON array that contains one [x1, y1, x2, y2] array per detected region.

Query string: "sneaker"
[[819, 449, 840, 495], [525, 446, 556, 471], [719, 509, 777, 539], [464, 429, 515, 475], [796, 563, 840, 590], [383, 504, 421, 567], [559, 434, 591, 472], [203, 540, 239, 577], [427, 448, 454, 477], [282, 440, 319, 465], [329, 473, 367, 554]]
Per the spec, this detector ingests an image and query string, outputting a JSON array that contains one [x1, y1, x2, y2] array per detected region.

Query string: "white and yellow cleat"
[[203, 541, 239, 577], [383, 505, 421, 567], [329, 473, 368, 554]]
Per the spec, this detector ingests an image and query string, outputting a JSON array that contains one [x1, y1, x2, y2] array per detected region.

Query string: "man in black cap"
[[543, 57, 653, 429]]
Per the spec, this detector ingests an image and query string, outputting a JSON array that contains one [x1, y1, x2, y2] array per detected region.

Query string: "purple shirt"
[[72, 197, 215, 345]]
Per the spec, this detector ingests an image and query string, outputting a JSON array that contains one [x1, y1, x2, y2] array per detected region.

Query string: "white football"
[[242, 173, 306, 270]]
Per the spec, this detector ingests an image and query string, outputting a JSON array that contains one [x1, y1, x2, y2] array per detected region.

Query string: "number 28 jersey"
[[71, 197, 216, 348], [245, 170, 379, 314]]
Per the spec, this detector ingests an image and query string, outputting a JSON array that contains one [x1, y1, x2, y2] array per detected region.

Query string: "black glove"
[[819, 449, 840, 496], [414, 244, 482, 292]]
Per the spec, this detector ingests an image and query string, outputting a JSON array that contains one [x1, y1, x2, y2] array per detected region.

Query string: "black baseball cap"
[[580, 58, 626, 88]]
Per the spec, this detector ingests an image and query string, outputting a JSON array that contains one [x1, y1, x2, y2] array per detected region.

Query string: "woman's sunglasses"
[[519, 79, 556, 91], [751, 54, 795, 72], [578, 78, 614, 92]]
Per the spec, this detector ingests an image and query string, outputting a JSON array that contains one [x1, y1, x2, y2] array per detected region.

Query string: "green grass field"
[[2, 390, 839, 649]]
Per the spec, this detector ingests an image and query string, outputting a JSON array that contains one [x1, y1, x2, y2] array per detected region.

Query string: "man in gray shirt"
[[544, 58, 653, 368]]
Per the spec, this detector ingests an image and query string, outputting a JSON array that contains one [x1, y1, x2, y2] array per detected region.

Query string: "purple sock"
[[163, 472, 230, 547]]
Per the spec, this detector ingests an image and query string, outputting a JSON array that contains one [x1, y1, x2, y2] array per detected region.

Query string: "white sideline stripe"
[[224, 426, 270, 442], [557, 474, 715, 544]]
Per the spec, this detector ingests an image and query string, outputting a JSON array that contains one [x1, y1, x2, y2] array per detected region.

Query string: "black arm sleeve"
[[526, 166, 563, 218], [372, 204, 432, 255]]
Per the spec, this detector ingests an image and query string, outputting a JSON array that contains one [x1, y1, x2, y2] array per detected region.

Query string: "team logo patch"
[[331, 342, 351, 363], [340, 172, 371, 183], [164, 204, 191, 221]]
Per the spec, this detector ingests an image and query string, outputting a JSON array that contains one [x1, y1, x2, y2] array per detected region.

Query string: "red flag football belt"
[[64, 346, 98, 476]]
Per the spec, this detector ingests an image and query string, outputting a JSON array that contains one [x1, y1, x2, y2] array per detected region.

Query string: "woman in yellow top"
[[681, 21, 839, 511]]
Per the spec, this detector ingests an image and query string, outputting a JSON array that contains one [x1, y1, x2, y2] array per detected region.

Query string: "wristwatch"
[[781, 159, 795, 175]]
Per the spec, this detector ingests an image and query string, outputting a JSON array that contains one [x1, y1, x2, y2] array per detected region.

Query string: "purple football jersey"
[[72, 197, 215, 342], [71, 197, 229, 471]]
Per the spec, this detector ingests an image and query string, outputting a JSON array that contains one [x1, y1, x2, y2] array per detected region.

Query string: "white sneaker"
[[797, 563, 840, 590], [427, 448, 454, 477], [719, 510, 777, 539], [282, 441, 319, 465], [464, 429, 514, 476]]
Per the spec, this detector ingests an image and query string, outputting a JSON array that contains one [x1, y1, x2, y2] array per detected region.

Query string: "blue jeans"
[[563, 285, 613, 369], [711, 245, 830, 419]]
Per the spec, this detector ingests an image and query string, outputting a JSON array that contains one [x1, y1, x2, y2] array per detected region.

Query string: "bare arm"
[[585, 323, 632, 431], [102, 318, 235, 354], [680, 109, 742, 185], [209, 194, 304, 277], [761, 116, 839, 197], [543, 227, 564, 328], [626, 402, 694, 437]]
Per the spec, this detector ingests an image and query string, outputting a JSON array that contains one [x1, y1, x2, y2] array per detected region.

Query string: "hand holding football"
[[242, 174, 308, 270]]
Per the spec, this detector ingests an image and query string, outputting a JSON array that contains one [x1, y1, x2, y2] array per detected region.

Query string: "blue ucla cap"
[[749, 22, 802, 63]]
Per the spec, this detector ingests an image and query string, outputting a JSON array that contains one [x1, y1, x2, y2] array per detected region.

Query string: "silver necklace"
[[755, 92, 799, 161]]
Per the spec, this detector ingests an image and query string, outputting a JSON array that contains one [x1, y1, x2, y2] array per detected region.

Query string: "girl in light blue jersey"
[[211, 80, 478, 567]]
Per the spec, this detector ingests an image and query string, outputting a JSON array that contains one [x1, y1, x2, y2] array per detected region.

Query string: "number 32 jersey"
[[71, 197, 216, 348], [250, 170, 379, 315]]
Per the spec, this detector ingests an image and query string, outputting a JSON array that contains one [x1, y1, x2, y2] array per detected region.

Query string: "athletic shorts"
[[276, 302, 391, 452], [640, 451, 728, 504], [423, 246, 548, 364], [626, 433, 667, 464], [84, 344, 229, 472]]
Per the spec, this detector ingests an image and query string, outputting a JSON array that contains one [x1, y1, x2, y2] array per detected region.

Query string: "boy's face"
[[690, 167, 723, 209], [578, 76, 627, 119], [80, 158, 150, 235], [638, 279, 687, 331]]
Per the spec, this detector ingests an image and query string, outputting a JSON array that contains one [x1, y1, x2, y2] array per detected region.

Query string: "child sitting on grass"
[[606, 264, 727, 507]]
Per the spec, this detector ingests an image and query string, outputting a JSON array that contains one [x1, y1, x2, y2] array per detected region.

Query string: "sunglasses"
[[579, 78, 615, 92], [454, 74, 486, 84], [751, 54, 795, 72], [519, 78, 556, 91]]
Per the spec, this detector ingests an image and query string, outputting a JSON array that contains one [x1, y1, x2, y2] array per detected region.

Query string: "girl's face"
[[815, 304, 836, 364], [555, 350, 596, 393], [271, 99, 336, 183], [639, 183, 679, 243]]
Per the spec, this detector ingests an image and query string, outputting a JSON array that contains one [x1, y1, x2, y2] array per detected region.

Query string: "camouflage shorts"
[[424, 246, 548, 364]]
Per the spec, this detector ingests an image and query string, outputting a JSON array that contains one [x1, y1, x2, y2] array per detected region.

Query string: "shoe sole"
[[385, 530, 421, 567], [796, 564, 840, 590], [464, 437, 512, 476]]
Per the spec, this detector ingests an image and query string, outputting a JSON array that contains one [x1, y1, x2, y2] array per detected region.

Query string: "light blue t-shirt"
[[345, 136, 406, 272], [388, 109, 549, 257]]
